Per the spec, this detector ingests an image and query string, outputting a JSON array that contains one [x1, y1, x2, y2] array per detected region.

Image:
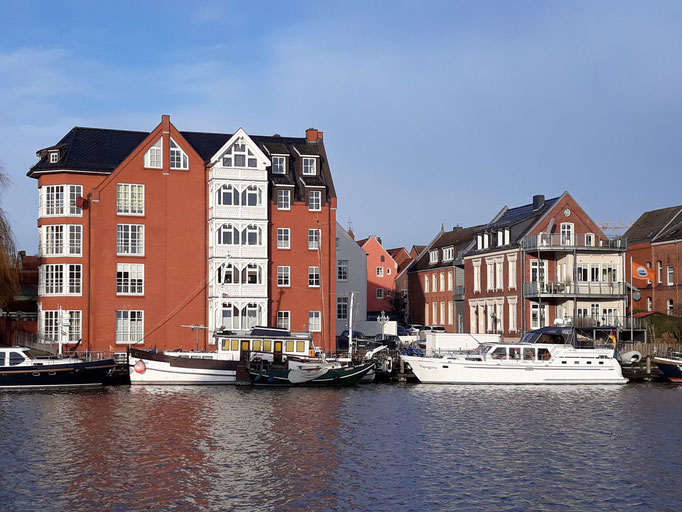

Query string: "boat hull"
[[128, 348, 238, 385], [652, 357, 682, 383], [401, 355, 627, 384], [249, 361, 375, 387], [0, 359, 116, 388]]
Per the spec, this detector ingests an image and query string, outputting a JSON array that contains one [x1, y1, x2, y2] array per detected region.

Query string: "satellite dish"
[[633, 290, 642, 301]]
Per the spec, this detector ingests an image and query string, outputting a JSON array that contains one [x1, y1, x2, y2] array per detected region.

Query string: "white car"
[[406, 324, 423, 335]]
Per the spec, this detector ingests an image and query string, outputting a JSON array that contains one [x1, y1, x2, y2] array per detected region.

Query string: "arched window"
[[242, 185, 262, 207], [242, 303, 261, 329], [218, 264, 237, 284], [217, 224, 239, 245], [221, 304, 239, 330], [243, 225, 262, 246], [242, 264, 261, 284], [217, 185, 239, 206]]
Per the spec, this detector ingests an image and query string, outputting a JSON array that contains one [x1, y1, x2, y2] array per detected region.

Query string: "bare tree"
[[0, 167, 19, 307]]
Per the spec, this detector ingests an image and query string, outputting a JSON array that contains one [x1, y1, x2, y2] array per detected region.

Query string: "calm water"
[[1, 383, 681, 511]]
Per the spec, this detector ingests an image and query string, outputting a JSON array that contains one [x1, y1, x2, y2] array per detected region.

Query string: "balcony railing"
[[523, 280, 625, 298], [521, 233, 626, 251], [572, 315, 646, 330]]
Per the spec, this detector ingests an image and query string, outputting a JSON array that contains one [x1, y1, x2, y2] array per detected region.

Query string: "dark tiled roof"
[[28, 126, 336, 200], [356, 237, 369, 247], [30, 127, 148, 174], [262, 142, 290, 155], [293, 144, 320, 156], [300, 176, 325, 187], [411, 225, 483, 272], [271, 174, 295, 187], [625, 206, 682, 244]]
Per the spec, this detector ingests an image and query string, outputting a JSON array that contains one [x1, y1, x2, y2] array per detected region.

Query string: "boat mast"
[[349, 291, 354, 359]]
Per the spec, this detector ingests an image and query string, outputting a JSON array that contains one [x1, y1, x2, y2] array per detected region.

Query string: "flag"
[[608, 330, 617, 348], [632, 261, 655, 282]]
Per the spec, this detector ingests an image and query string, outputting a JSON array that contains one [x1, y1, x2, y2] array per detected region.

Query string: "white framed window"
[[308, 311, 321, 332], [507, 256, 517, 290], [242, 185, 262, 207], [429, 250, 438, 264], [439, 272, 445, 291], [560, 223, 574, 245], [495, 259, 503, 290], [117, 224, 144, 256], [473, 260, 481, 292], [432, 274, 437, 292], [440, 302, 445, 326], [424, 274, 430, 293], [243, 264, 262, 285], [277, 266, 290, 287], [337, 260, 348, 281], [667, 265, 674, 286], [302, 158, 316, 175], [116, 263, 144, 295], [432, 302, 437, 324], [584, 233, 595, 246], [486, 262, 494, 291], [222, 142, 256, 168], [243, 224, 262, 246], [217, 223, 239, 245], [376, 288, 384, 299], [277, 311, 290, 330], [387, 268, 391, 276], [337, 297, 348, 320], [448, 301, 454, 325], [41, 224, 82, 257], [308, 229, 320, 250], [49, 151, 59, 163], [508, 301, 517, 332], [277, 189, 291, 210], [272, 156, 286, 174], [277, 228, 290, 249], [116, 310, 144, 344], [41, 310, 81, 343], [443, 247, 454, 261], [647, 297, 652, 311], [602, 264, 618, 282], [40, 264, 81, 296], [425, 303, 429, 325], [657, 261, 662, 283], [169, 138, 188, 169], [309, 190, 321, 211], [116, 184, 144, 216], [448, 271, 453, 291], [217, 184, 239, 206], [144, 138, 162, 169], [41, 185, 83, 217], [308, 266, 320, 287], [377, 267, 384, 277]]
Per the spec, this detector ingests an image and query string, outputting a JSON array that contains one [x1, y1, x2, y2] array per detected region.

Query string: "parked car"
[[421, 326, 446, 334], [336, 330, 370, 352], [373, 334, 402, 349], [406, 324, 423, 335], [396, 325, 409, 336]]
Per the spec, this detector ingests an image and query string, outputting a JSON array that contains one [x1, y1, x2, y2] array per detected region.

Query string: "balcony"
[[209, 283, 267, 299], [210, 168, 267, 182], [210, 205, 267, 221], [452, 286, 465, 300], [210, 245, 267, 259], [523, 280, 625, 298], [521, 233, 626, 252], [572, 315, 646, 330]]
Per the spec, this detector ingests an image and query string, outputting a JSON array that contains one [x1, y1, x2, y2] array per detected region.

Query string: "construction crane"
[[599, 221, 632, 235]]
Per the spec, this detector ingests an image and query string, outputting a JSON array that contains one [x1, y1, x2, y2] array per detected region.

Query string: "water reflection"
[[0, 384, 681, 511]]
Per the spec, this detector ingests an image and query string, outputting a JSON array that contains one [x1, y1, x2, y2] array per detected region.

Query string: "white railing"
[[522, 233, 626, 251], [524, 281, 625, 297]]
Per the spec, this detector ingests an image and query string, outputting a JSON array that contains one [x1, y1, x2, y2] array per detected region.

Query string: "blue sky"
[[1, 1, 680, 252]]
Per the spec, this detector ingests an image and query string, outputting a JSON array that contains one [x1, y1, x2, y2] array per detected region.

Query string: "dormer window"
[[144, 139, 162, 169], [272, 156, 286, 174], [169, 138, 188, 170], [429, 250, 438, 264], [443, 247, 454, 261], [302, 158, 316, 175], [49, 151, 59, 164]]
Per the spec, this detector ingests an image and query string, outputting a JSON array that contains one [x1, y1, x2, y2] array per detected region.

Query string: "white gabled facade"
[[207, 128, 271, 337], [335, 223, 368, 335]]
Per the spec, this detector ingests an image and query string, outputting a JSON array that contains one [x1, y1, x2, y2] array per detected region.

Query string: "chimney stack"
[[306, 128, 323, 142], [532, 194, 545, 211]]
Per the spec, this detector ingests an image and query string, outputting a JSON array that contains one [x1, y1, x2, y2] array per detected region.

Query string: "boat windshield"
[[473, 345, 492, 355]]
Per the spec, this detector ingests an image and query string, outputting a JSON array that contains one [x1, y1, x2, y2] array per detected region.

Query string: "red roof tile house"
[[29, 117, 337, 354], [464, 193, 627, 339], [625, 205, 682, 317]]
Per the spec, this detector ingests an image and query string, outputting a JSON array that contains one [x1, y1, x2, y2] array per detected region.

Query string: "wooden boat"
[[401, 326, 627, 385], [247, 359, 375, 387], [0, 345, 115, 388], [652, 351, 682, 383]]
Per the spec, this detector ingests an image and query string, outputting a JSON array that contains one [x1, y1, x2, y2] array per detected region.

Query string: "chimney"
[[532, 194, 545, 211], [306, 128, 323, 142], [348, 229, 355, 240]]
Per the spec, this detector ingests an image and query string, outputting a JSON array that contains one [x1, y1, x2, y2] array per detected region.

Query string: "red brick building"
[[407, 225, 480, 331], [625, 205, 682, 317], [464, 193, 626, 339], [29, 116, 337, 354], [356, 236, 397, 318]]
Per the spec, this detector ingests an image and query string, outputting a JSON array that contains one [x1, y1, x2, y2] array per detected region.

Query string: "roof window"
[[49, 151, 59, 164]]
